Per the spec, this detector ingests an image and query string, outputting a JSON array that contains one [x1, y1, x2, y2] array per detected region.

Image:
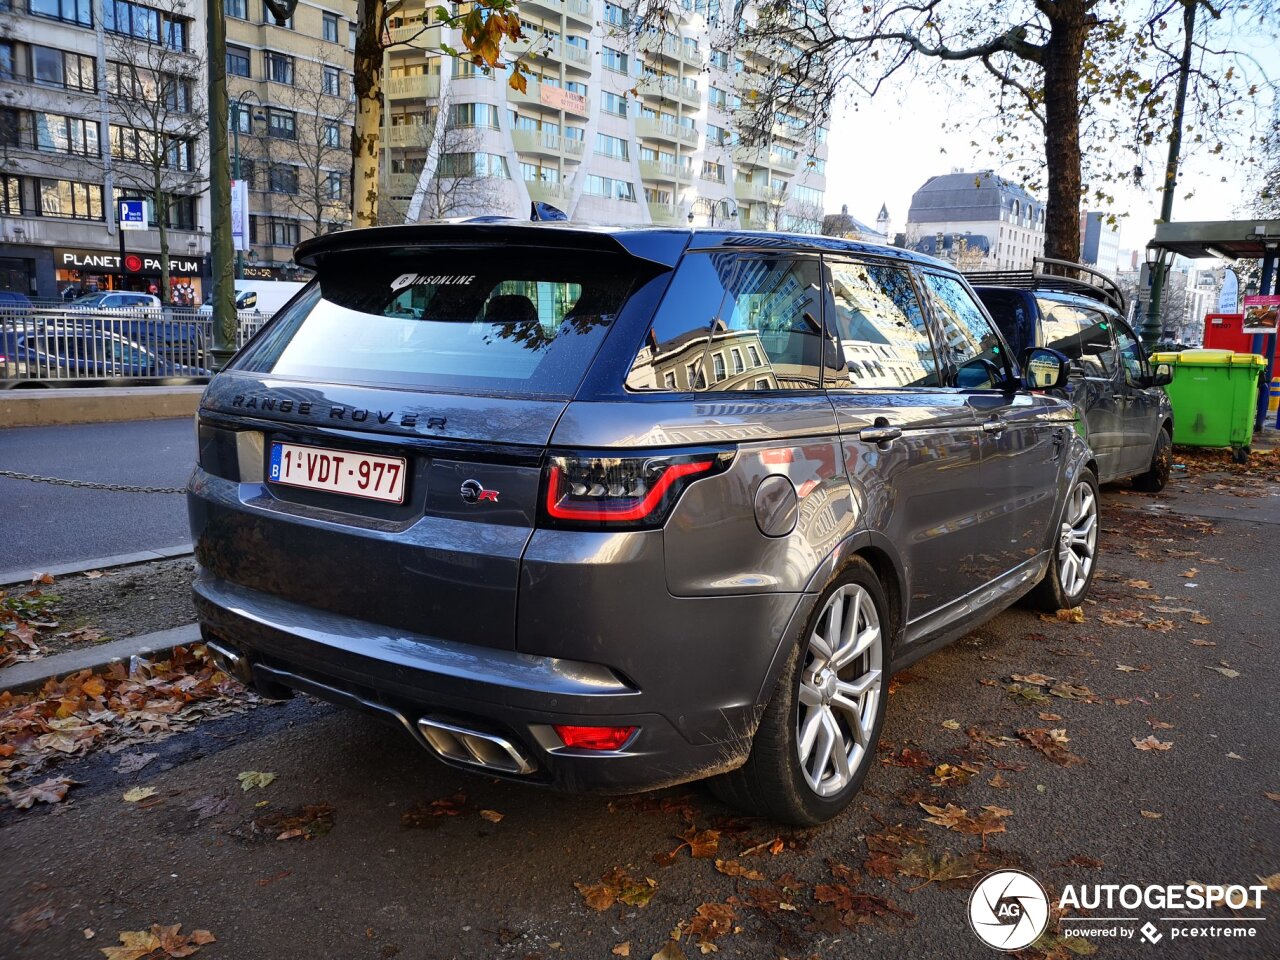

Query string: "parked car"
[[0, 290, 33, 313], [969, 258, 1174, 492], [190, 223, 1096, 825], [0, 320, 209, 386], [69, 291, 162, 312]]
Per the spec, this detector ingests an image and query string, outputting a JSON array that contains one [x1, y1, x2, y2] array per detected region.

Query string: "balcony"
[[512, 128, 584, 158], [638, 74, 701, 107], [769, 152, 800, 174], [647, 202, 683, 225], [507, 80, 591, 117], [635, 117, 698, 148], [385, 173, 421, 197], [733, 145, 770, 169], [385, 74, 440, 100], [638, 32, 701, 66], [639, 158, 686, 181], [385, 124, 429, 148], [735, 181, 782, 204], [508, 36, 592, 72], [525, 179, 570, 205], [387, 24, 442, 48]]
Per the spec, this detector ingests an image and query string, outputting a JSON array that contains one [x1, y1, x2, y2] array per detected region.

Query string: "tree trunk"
[[156, 184, 171, 301], [1039, 2, 1089, 263], [351, 0, 386, 228]]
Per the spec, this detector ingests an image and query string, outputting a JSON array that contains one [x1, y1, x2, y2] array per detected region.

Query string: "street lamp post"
[[1142, 242, 1170, 349], [229, 91, 260, 281]]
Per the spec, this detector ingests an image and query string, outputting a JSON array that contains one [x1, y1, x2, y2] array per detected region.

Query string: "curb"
[[0, 622, 202, 694], [0, 544, 194, 588], [0, 387, 204, 428]]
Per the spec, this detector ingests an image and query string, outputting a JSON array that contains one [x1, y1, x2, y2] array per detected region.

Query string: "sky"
[[823, 20, 1280, 264]]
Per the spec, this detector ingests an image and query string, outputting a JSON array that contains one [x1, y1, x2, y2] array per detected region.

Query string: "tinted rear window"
[[233, 248, 649, 398]]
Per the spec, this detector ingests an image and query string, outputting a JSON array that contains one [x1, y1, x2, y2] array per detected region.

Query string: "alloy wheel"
[[796, 584, 883, 797], [1057, 479, 1098, 597]]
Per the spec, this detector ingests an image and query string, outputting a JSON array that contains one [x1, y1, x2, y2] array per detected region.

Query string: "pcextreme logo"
[[967, 870, 1269, 951]]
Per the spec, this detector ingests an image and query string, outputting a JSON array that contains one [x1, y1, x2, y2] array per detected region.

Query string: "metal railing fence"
[[0, 306, 271, 387]]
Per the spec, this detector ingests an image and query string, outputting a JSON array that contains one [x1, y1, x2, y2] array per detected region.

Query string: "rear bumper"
[[193, 572, 794, 793]]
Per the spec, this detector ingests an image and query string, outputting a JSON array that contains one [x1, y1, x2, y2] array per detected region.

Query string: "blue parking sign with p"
[[119, 199, 146, 230]]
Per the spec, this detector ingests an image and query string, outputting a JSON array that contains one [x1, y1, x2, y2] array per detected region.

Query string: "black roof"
[[907, 171, 1042, 225], [295, 223, 951, 272]]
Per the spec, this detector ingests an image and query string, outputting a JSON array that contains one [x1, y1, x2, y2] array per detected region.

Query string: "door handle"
[[859, 425, 902, 443], [981, 418, 1008, 435]]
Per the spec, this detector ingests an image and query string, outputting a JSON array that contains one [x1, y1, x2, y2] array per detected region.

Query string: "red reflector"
[[553, 724, 637, 751]]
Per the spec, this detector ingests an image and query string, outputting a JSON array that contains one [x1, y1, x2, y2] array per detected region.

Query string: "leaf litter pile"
[[1, 645, 259, 810]]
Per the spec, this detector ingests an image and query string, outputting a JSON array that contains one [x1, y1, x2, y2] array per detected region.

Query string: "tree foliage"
[[699, 0, 1275, 260]]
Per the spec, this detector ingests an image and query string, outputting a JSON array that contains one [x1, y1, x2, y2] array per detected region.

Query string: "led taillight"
[[553, 725, 637, 751], [541, 451, 730, 529]]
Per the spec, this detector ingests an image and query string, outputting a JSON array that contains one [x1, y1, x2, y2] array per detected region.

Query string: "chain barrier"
[[0, 470, 186, 494]]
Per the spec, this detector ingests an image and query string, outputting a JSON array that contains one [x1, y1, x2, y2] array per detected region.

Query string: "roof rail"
[[963, 256, 1126, 314]]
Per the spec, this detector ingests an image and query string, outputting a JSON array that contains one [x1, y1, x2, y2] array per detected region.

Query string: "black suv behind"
[[969, 258, 1174, 491]]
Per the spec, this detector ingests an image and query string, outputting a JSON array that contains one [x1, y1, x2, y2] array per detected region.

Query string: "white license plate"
[[268, 442, 407, 503]]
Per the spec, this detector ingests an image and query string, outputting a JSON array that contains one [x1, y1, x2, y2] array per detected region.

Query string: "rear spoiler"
[[295, 222, 688, 270], [964, 257, 1126, 314]]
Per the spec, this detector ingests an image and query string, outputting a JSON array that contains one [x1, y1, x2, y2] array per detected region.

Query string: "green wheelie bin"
[[1150, 349, 1267, 463]]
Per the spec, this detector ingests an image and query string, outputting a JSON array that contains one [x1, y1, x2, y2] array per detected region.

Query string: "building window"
[[601, 46, 628, 73], [348, 23, 356, 50], [603, 2, 627, 26], [227, 0, 247, 19], [448, 103, 500, 129], [323, 121, 341, 147], [325, 171, 343, 199], [269, 219, 301, 246], [438, 152, 511, 178], [594, 132, 628, 161], [226, 44, 251, 78], [29, 47, 96, 92], [29, 0, 92, 28], [584, 175, 635, 202], [238, 158, 256, 188], [1, 175, 24, 216], [731, 347, 744, 373], [28, 112, 100, 157], [268, 164, 299, 195], [601, 91, 628, 117], [233, 106, 253, 133], [266, 109, 296, 140], [323, 12, 339, 43], [701, 161, 725, 183], [322, 65, 341, 96], [712, 353, 726, 381], [36, 178, 103, 220], [265, 51, 294, 85]]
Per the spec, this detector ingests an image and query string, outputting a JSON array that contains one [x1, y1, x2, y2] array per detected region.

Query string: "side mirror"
[[1020, 347, 1071, 392], [1150, 362, 1173, 387]]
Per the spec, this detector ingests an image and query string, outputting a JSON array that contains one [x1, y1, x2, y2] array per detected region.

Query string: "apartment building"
[[1080, 210, 1121, 276], [0, 0, 211, 299], [904, 170, 1045, 270], [224, 0, 356, 279], [378, 0, 829, 230]]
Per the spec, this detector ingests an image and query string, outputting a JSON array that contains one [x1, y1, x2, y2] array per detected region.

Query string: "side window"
[[827, 258, 939, 388], [626, 253, 832, 391], [1112, 319, 1147, 386], [1037, 300, 1116, 377], [921, 272, 1009, 389]]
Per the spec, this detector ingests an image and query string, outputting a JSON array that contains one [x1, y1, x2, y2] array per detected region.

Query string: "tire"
[[1132, 427, 1172, 492], [709, 557, 890, 826], [1029, 469, 1100, 612]]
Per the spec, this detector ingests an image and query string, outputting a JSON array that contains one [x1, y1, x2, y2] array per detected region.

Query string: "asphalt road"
[[2, 468, 1278, 959], [0, 418, 194, 574]]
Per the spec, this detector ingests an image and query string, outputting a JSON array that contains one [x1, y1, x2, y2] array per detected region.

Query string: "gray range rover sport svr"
[[189, 223, 1098, 825]]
